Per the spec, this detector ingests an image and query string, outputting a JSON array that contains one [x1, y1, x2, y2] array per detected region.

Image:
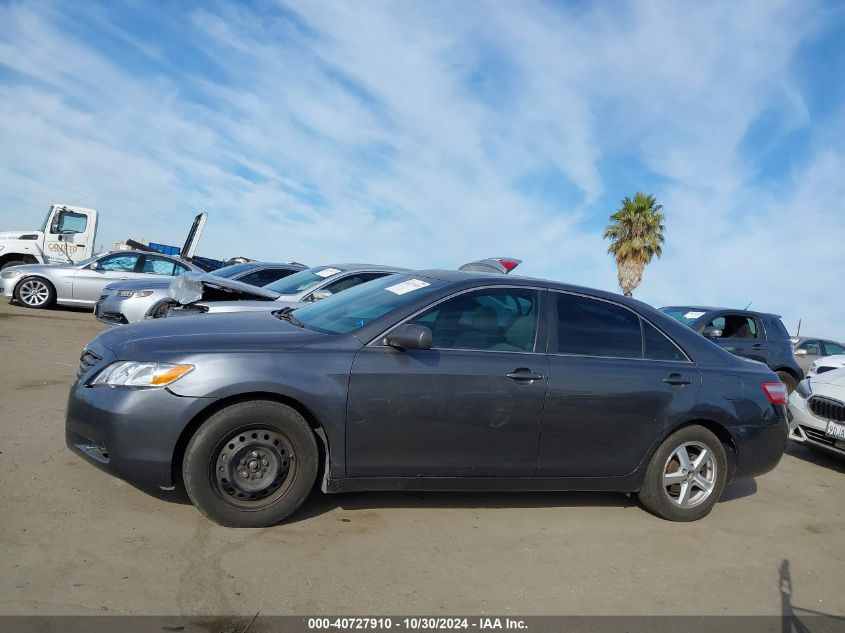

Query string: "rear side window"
[[143, 255, 186, 276], [823, 342, 845, 355], [322, 272, 390, 295], [555, 294, 641, 358], [643, 321, 687, 361]]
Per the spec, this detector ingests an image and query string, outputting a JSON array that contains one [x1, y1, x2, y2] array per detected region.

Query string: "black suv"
[[660, 306, 803, 391]]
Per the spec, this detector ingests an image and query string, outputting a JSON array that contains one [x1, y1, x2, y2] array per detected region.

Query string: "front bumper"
[[788, 391, 845, 455], [66, 373, 214, 488]]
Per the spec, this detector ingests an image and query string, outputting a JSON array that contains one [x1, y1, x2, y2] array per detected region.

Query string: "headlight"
[[795, 379, 812, 399], [1, 269, 23, 279], [116, 290, 155, 298], [90, 362, 194, 387]]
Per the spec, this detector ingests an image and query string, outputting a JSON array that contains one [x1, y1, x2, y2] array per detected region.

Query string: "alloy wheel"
[[662, 441, 717, 508], [18, 280, 50, 307]]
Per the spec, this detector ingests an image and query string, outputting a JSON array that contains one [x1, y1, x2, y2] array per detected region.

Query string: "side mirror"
[[794, 349, 807, 356], [703, 326, 723, 339], [309, 289, 333, 302], [87, 262, 99, 270], [385, 324, 432, 350]]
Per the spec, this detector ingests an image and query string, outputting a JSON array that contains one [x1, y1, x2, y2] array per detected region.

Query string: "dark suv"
[[660, 306, 803, 391]]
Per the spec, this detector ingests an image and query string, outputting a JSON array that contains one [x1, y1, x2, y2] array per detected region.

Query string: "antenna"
[[67, 193, 95, 206], [796, 319, 801, 337], [743, 300, 753, 309]]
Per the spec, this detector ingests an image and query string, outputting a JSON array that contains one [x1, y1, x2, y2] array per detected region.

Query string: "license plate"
[[825, 420, 845, 440]]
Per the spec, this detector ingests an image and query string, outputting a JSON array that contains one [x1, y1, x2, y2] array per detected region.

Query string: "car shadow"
[[786, 443, 845, 474], [719, 478, 757, 502]]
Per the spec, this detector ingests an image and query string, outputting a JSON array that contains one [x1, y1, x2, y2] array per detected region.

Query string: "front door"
[[346, 287, 547, 477], [702, 313, 768, 364], [72, 253, 143, 302], [538, 292, 701, 477]]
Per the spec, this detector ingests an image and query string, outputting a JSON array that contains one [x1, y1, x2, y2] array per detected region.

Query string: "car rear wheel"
[[14, 277, 56, 308], [637, 425, 727, 522], [777, 371, 798, 394], [182, 400, 318, 527]]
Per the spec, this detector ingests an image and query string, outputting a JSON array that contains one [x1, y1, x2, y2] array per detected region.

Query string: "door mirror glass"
[[793, 348, 808, 356], [309, 289, 333, 302], [386, 324, 432, 350], [87, 261, 99, 270], [703, 326, 723, 338]]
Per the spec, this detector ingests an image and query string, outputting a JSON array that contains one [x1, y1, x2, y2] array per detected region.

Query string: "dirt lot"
[[0, 299, 842, 617]]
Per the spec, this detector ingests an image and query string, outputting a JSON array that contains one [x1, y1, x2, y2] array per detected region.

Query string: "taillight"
[[762, 382, 788, 406]]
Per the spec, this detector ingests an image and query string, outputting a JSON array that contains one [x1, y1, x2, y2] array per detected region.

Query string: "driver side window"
[[406, 289, 539, 352], [97, 254, 140, 272], [52, 210, 88, 235], [797, 340, 821, 355]]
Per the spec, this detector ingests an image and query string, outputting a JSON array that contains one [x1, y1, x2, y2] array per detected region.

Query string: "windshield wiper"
[[272, 306, 303, 327]]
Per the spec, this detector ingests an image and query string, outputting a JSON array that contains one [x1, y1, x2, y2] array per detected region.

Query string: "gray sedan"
[[0, 250, 201, 310], [95, 261, 307, 325]]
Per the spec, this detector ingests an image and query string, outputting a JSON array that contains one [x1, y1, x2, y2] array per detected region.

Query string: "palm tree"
[[603, 192, 665, 297]]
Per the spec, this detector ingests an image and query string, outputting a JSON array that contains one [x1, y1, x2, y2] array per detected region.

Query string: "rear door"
[[72, 253, 144, 302], [346, 287, 547, 477], [538, 292, 701, 477]]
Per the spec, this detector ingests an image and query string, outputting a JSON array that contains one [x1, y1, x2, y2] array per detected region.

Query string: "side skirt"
[[324, 472, 645, 494]]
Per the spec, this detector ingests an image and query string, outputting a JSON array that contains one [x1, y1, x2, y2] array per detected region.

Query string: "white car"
[[807, 354, 845, 377], [788, 367, 845, 457]]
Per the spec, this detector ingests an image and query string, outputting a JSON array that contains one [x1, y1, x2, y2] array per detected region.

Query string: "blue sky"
[[1, 0, 843, 337]]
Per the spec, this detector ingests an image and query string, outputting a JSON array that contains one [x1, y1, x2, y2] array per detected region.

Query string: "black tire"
[[777, 371, 798, 394], [637, 425, 727, 522], [14, 276, 56, 309], [1, 260, 27, 270], [182, 400, 318, 527]]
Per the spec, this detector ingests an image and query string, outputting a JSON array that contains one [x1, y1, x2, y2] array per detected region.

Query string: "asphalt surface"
[[0, 299, 842, 617]]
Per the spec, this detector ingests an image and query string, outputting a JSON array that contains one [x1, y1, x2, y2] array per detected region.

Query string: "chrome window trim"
[[549, 289, 693, 364], [366, 284, 546, 355]]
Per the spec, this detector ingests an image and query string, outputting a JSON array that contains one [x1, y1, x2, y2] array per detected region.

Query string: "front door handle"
[[506, 368, 543, 382], [751, 343, 766, 350], [663, 373, 693, 386]]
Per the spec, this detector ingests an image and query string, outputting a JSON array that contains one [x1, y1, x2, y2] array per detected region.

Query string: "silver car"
[[0, 250, 201, 310], [792, 337, 845, 373], [95, 261, 307, 325], [154, 263, 408, 319]]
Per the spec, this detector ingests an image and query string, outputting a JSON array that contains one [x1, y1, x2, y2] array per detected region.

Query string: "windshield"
[[264, 266, 345, 294], [292, 274, 446, 334], [210, 263, 256, 279], [660, 307, 709, 327]]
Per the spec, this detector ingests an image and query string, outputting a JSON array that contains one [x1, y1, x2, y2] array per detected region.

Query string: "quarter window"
[[555, 294, 641, 358], [643, 321, 686, 361], [406, 289, 539, 352]]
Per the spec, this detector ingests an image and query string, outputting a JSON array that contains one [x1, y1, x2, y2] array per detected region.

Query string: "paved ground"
[[0, 299, 842, 617]]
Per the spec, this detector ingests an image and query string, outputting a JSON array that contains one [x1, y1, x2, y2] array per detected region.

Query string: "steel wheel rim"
[[662, 441, 717, 508], [211, 427, 297, 510], [19, 280, 49, 306]]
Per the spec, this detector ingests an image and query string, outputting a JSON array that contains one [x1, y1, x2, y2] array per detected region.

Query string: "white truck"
[[0, 204, 99, 270]]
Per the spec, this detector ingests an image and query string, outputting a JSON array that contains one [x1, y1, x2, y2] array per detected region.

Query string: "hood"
[[0, 262, 78, 275], [812, 366, 845, 387], [169, 271, 280, 304], [815, 354, 845, 366], [0, 230, 43, 241], [92, 310, 320, 358]]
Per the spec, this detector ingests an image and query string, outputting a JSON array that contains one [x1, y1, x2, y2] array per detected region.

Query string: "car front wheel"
[[182, 400, 319, 527], [14, 277, 56, 308], [637, 425, 727, 522]]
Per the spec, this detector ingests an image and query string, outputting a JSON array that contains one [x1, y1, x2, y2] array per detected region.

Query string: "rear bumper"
[[65, 379, 214, 487], [731, 409, 789, 480]]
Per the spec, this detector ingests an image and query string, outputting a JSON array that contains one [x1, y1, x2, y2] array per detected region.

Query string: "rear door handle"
[[663, 373, 693, 386], [751, 343, 766, 350], [507, 368, 543, 382]]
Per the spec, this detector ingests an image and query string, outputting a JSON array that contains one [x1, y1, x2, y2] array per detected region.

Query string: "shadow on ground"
[[786, 443, 845, 474]]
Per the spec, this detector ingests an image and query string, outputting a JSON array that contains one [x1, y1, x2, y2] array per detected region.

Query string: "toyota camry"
[[66, 270, 788, 527]]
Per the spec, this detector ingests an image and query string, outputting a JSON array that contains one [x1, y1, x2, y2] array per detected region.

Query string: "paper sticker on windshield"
[[385, 279, 430, 295], [315, 267, 341, 278], [683, 311, 706, 319]]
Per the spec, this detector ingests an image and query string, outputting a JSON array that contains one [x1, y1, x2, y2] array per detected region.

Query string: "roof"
[[660, 305, 782, 319], [320, 263, 410, 273]]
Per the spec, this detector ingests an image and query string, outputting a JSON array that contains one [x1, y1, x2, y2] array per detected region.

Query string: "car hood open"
[[169, 271, 280, 304]]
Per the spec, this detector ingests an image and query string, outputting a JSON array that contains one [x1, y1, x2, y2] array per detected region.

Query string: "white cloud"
[[0, 0, 842, 337]]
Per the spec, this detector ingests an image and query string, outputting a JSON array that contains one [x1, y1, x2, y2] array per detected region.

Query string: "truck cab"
[[0, 204, 98, 269]]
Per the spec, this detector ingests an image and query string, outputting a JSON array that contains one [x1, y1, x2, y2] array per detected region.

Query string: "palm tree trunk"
[[617, 257, 644, 297]]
